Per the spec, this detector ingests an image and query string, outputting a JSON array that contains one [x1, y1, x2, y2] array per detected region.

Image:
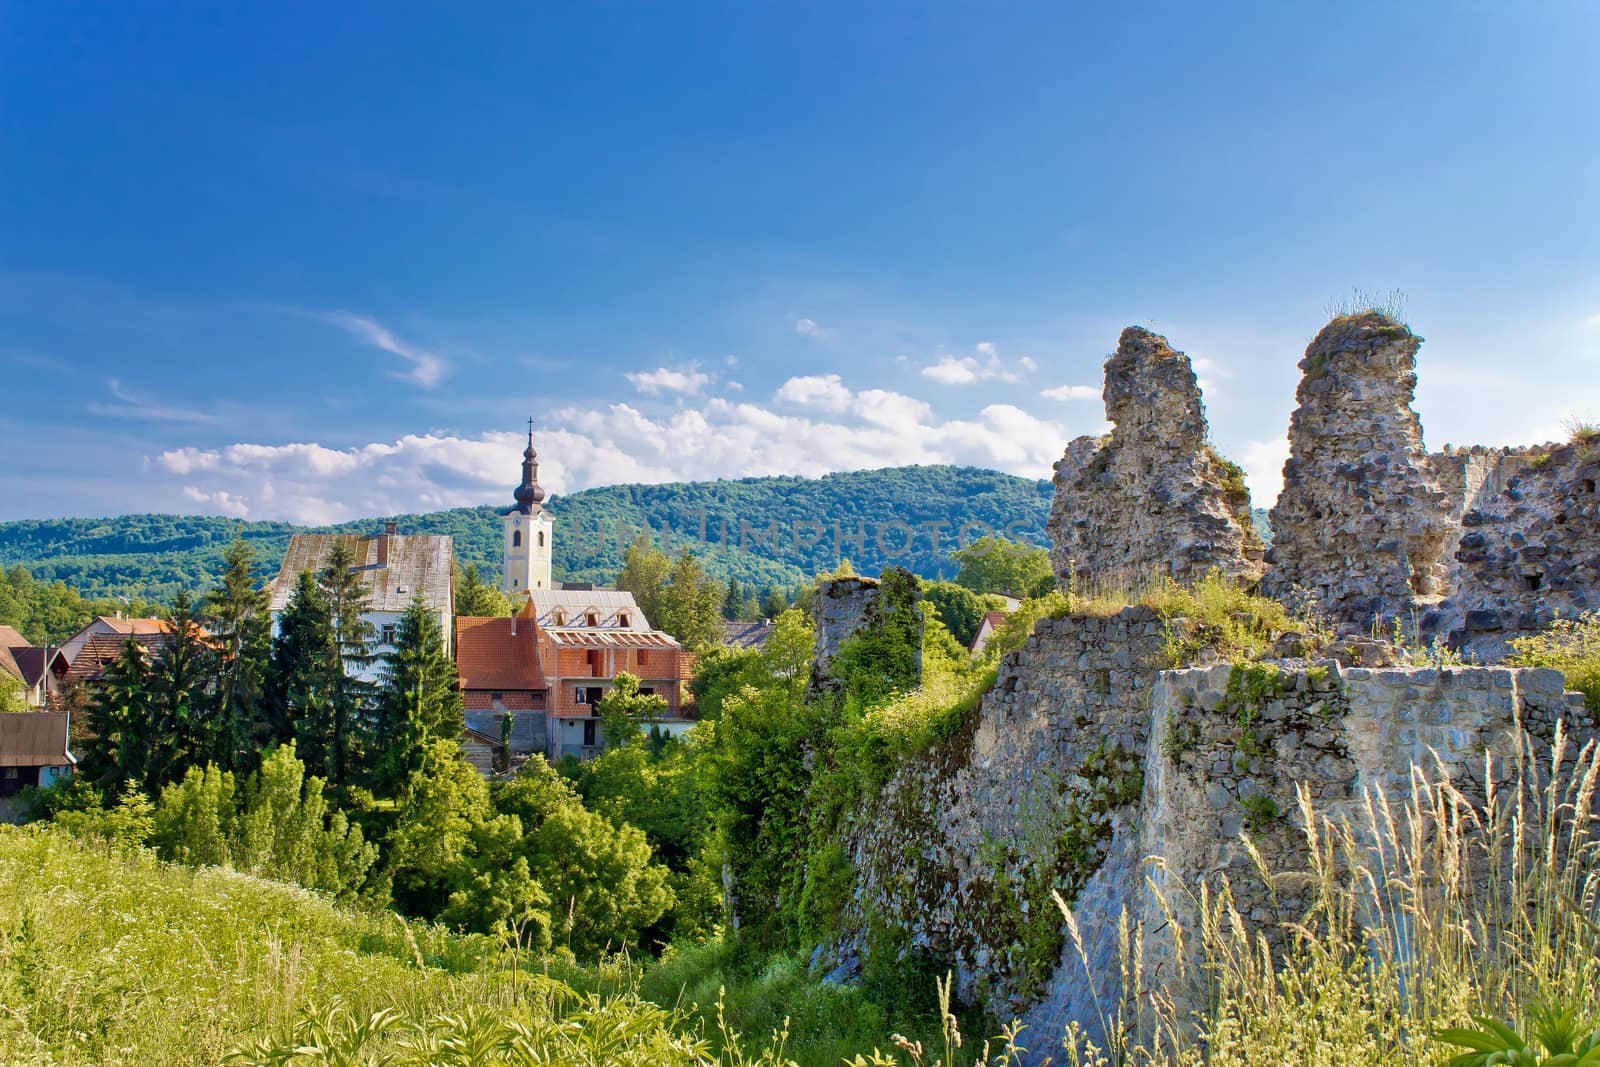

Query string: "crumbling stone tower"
[[1262, 313, 1452, 630], [1048, 326, 1264, 590]]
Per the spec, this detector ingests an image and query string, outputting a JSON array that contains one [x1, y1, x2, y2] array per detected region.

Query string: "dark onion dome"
[[508, 422, 546, 514]]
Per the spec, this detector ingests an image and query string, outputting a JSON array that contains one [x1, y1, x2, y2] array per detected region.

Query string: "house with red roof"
[[453, 434, 697, 768]]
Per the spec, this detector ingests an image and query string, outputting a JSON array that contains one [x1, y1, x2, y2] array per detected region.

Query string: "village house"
[[455, 431, 695, 767], [722, 619, 775, 650], [0, 625, 48, 709], [969, 611, 1011, 656], [0, 711, 74, 820], [43, 616, 182, 706], [266, 523, 454, 682]]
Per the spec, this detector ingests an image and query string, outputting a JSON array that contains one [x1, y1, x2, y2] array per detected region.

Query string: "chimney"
[[378, 520, 396, 567]]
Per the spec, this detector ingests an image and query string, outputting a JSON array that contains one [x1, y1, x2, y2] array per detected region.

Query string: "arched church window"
[[538, 530, 545, 547], [513, 530, 522, 547]]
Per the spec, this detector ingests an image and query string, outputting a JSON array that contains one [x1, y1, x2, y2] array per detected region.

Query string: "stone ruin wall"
[[824, 607, 1172, 1022], [1259, 313, 1454, 628], [1047, 313, 1600, 656], [1049, 327, 1264, 592], [1423, 442, 1600, 658], [812, 312, 1600, 1062], [1137, 661, 1593, 1031], [821, 597, 1597, 1062], [809, 575, 924, 696]]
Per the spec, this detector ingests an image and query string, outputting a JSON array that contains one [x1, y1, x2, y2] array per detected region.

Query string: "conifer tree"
[[371, 598, 464, 797], [615, 535, 670, 626], [205, 537, 272, 773], [80, 636, 156, 793], [662, 550, 725, 650], [145, 591, 214, 789], [270, 571, 339, 781], [455, 563, 512, 617], [722, 575, 744, 620], [317, 539, 377, 793]]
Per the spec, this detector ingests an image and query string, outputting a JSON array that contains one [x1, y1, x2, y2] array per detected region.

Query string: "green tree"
[[922, 580, 1008, 647], [0, 670, 26, 713], [496, 759, 673, 958], [270, 572, 339, 778], [594, 671, 669, 749], [697, 682, 812, 947], [723, 575, 755, 621], [386, 738, 495, 917], [317, 539, 377, 792], [153, 744, 379, 904], [662, 550, 725, 651], [951, 535, 1054, 598], [80, 636, 157, 792], [688, 607, 813, 721], [615, 536, 670, 628], [204, 538, 272, 773], [758, 586, 788, 620], [372, 598, 465, 797], [229, 743, 377, 902], [567, 737, 705, 871], [144, 591, 214, 789], [455, 563, 512, 618]]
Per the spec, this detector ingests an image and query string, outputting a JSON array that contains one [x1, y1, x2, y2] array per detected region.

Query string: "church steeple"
[[503, 418, 554, 597], [510, 417, 546, 515]]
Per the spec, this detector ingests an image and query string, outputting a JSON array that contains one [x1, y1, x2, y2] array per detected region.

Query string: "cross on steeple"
[[510, 416, 545, 514]]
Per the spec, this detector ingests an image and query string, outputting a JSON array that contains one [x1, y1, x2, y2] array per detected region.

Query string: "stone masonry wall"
[[1263, 313, 1453, 630], [827, 607, 1171, 1020], [1423, 441, 1600, 659], [828, 606, 1595, 1062], [1049, 327, 1264, 590], [1136, 662, 1593, 1034]]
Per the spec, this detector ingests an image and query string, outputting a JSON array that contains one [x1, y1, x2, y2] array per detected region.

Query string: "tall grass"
[[1053, 726, 1600, 1066]]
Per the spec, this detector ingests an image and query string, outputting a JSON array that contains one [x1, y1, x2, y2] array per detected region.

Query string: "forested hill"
[[0, 465, 1055, 605]]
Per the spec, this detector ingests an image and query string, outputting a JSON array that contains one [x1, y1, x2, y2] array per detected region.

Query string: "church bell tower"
[[503, 420, 553, 597]]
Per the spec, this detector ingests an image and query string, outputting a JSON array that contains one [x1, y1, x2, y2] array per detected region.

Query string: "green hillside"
[[0, 465, 1054, 605]]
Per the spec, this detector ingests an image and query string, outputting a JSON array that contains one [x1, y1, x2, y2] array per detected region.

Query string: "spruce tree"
[[662, 550, 725, 650], [371, 598, 464, 797], [318, 539, 376, 792], [81, 636, 156, 793], [145, 591, 214, 789], [722, 575, 744, 620], [270, 571, 339, 782], [455, 563, 512, 617], [205, 537, 273, 773]]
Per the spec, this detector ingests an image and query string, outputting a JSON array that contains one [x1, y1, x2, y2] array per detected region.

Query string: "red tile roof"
[[96, 616, 174, 636], [61, 632, 171, 684], [455, 616, 548, 692], [0, 625, 29, 649]]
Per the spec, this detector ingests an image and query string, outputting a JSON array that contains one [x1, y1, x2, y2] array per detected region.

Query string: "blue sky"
[[2, 1, 1597, 523]]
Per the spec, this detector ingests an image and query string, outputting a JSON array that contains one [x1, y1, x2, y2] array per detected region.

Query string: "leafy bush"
[[1511, 613, 1600, 712]]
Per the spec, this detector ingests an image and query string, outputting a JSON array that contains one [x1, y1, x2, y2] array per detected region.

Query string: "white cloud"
[[625, 364, 712, 395], [1585, 312, 1600, 328], [1238, 437, 1291, 507], [88, 378, 221, 424], [919, 342, 1035, 386], [154, 380, 1071, 523], [922, 357, 982, 385], [320, 311, 449, 388], [774, 373, 852, 412], [1042, 384, 1100, 402], [182, 486, 249, 518], [794, 317, 825, 338]]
